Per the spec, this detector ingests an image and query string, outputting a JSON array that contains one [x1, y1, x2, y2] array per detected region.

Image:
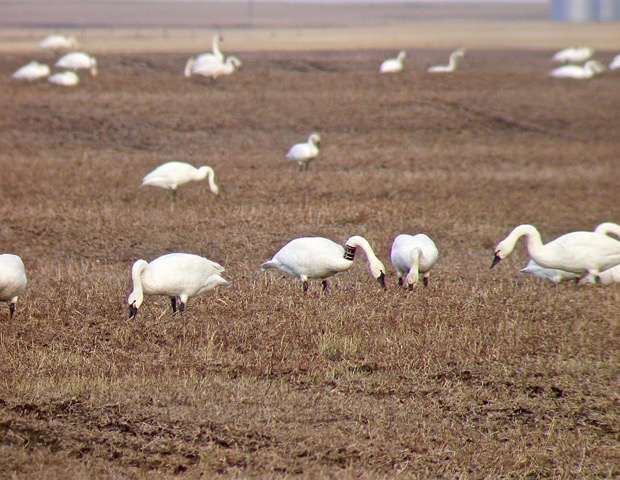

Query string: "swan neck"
[[212, 35, 223, 58], [130, 260, 147, 304], [345, 236, 379, 263], [508, 225, 543, 256]]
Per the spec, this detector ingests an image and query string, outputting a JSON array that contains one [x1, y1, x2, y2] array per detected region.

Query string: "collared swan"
[[262, 236, 387, 292], [56, 52, 97, 76], [491, 224, 620, 278], [549, 60, 605, 79], [127, 253, 229, 319], [184, 34, 225, 77], [609, 54, 620, 70], [427, 48, 466, 73], [390, 234, 439, 289], [286, 133, 321, 171], [141, 162, 219, 203], [0, 254, 27, 319], [39, 35, 78, 51], [380, 50, 406, 73], [48, 71, 79, 86], [552, 46, 593, 63], [191, 56, 241, 79], [12, 61, 50, 81]]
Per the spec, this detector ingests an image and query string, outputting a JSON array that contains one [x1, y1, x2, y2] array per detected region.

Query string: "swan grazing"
[[609, 54, 620, 70], [48, 71, 79, 86], [262, 236, 387, 292], [191, 56, 241, 79], [390, 234, 439, 289], [427, 48, 466, 73], [491, 225, 620, 279], [12, 61, 50, 81], [55, 52, 98, 76], [39, 34, 78, 51], [380, 50, 406, 73], [0, 254, 27, 319], [141, 162, 219, 203], [551, 46, 594, 63], [286, 133, 321, 171], [549, 60, 605, 79], [127, 253, 229, 319]]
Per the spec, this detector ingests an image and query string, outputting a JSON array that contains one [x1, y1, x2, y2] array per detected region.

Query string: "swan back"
[[380, 51, 406, 73], [391, 234, 439, 286], [12, 61, 50, 81], [552, 46, 593, 63], [56, 52, 97, 76], [141, 162, 218, 193], [610, 54, 620, 70], [519, 259, 581, 283], [48, 71, 80, 86]]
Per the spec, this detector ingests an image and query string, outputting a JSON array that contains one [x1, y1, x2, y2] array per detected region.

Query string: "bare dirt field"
[[1, 18, 619, 480]]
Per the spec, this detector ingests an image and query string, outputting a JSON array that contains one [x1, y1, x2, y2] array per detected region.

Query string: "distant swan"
[[0, 254, 27, 319], [286, 133, 321, 171], [48, 71, 79, 86], [491, 224, 620, 278], [262, 236, 387, 292], [191, 56, 241, 79], [39, 34, 78, 51], [391, 234, 439, 289], [55, 52, 98, 76], [609, 54, 620, 70], [127, 253, 229, 318], [552, 46, 593, 63], [12, 61, 50, 81], [549, 60, 605, 79], [184, 34, 225, 77], [380, 50, 406, 73], [427, 48, 466, 73], [141, 162, 219, 203]]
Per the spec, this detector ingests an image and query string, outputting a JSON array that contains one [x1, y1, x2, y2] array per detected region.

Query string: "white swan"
[[0, 254, 27, 319], [390, 234, 439, 289], [39, 34, 78, 51], [191, 56, 241, 79], [427, 48, 466, 73], [12, 61, 50, 81], [141, 162, 219, 203], [491, 224, 620, 278], [48, 71, 79, 86], [262, 236, 387, 292], [55, 52, 98, 76], [609, 54, 620, 70], [127, 253, 229, 318], [552, 46, 594, 63], [519, 260, 581, 284], [380, 50, 406, 73], [184, 34, 225, 77], [286, 133, 321, 171], [549, 60, 605, 79]]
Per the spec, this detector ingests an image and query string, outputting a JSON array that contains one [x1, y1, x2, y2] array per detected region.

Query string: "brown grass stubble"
[[0, 49, 618, 478]]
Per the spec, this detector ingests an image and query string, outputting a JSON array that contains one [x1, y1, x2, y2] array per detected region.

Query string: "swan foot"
[[9, 303, 15, 320], [179, 302, 185, 314], [423, 277, 429, 287], [322, 280, 329, 292], [302, 280, 309, 293]]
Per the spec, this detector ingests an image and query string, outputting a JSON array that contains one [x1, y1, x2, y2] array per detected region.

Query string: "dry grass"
[[0, 47, 619, 478]]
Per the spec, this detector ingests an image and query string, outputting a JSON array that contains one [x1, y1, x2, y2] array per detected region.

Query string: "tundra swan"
[[519, 260, 581, 284], [48, 71, 79, 86], [191, 56, 241, 79], [491, 224, 620, 278], [12, 61, 50, 81], [609, 54, 620, 70], [39, 34, 78, 51], [552, 46, 593, 63], [141, 162, 219, 203], [127, 253, 229, 318], [549, 60, 605, 79], [286, 133, 321, 171], [184, 34, 225, 77], [390, 234, 439, 289], [0, 254, 27, 319], [427, 48, 466, 73], [262, 236, 387, 292], [55, 52, 97, 76], [380, 50, 406, 73]]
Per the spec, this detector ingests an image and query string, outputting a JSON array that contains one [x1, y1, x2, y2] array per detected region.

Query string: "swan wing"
[[269, 237, 348, 279]]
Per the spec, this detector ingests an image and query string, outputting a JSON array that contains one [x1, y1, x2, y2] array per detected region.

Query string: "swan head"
[[90, 58, 98, 77], [228, 55, 242, 70], [397, 50, 407, 61], [309, 133, 321, 146], [585, 60, 605, 74], [370, 258, 387, 290], [127, 291, 143, 319], [491, 241, 510, 268]]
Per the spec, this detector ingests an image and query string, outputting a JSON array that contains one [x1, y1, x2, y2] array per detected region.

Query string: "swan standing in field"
[[380, 50, 406, 73], [0, 254, 27, 320], [427, 48, 466, 73], [390, 234, 439, 289], [549, 60, 605, 79], [141, 162, 219, 204], [191, 56, 241, 79], [552, 46, 593, 63], [48, 71, 79, 86], [184, 34, 224, 77], [127, 253, 229, 319], [55, 52, 98, 76], [491, 225, 620, 279], [39, 34, 78, 52], [286, 133, 321, 171], [609, 54, 620, 70], [262, 236, 387, 292], [12, 61, 50, 81]]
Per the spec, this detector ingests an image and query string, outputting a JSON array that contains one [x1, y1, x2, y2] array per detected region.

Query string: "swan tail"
[[261, 260, 279, 271]]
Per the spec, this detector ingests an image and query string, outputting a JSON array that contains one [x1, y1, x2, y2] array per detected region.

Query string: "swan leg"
[[398, 277, 403, 287], [302, 280, 309, 293], [423, 275, 429, 287], [170, 297, 177, 314], [9, 303, 16, 320], [178, 301, 185, 313], [322, 280, 329, 292]]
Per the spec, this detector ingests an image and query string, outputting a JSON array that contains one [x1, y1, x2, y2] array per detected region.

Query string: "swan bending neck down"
[[491, 224, 620, 277], [141, 162, 219, 204], [0, 254, 27, 319], [427, 48, 466, 73], [262, 235, 386, 292], [127, 253, 230, 318], [549, 60, 605, 79], [391, 234, 439, 289]]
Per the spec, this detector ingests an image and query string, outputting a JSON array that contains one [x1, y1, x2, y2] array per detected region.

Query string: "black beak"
[[490, 253, 502, 269], [129, 304, 137, 319], [377, 272, 386, 290]]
